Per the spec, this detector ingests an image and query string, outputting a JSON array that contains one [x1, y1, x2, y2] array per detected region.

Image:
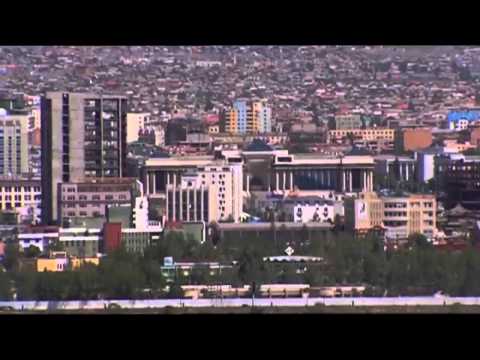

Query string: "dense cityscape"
[[2, 45, 480, 311]]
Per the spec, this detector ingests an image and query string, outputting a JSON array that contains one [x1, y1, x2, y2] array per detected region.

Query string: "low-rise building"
[[395, 128, 433, 153], [443, 139, 476, 153], [345, 192, 437, 240], [36, 251, 69, 272], [280, 196, 336, 223], [0, 178, 41, 224], [18, 226, 59, 254], [58, 178, 142, 227], [328, 128, 395, 143], [335, 115, 362, 130], [59, 227, 101, 258]]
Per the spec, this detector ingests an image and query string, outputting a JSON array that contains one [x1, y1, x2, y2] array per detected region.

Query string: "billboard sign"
[[356, 200, 368, 220]]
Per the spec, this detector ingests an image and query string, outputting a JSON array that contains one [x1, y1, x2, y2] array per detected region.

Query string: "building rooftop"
[[245, 139, 274, 152]]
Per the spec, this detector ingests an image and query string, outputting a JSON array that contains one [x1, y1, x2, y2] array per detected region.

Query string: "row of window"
[[0, 195, 34, 201], [63, 240, 92, 247], [63, 194, 127, 201], [0, 186, 40, 192]]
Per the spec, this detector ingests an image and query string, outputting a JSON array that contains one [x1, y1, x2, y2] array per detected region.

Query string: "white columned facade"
[[276, 172, 280, 191], [246, 174, 250, 193], [363, 170, 367, 192], [193, 187, 197, 221], [172, 174, 177, 221], [342, 170, 346, 192], [290, 171, 293, 190], [146, 172, 150, 195], [283, 171, 287, 191], [186, 190, 190, 222], [200, 187, 205, 221], [179, 187, 183, 220], [152, 172, 156, 194], [405, 164, 409, 181], [349, 170, 352, 192], [165, 188, 169, 220]]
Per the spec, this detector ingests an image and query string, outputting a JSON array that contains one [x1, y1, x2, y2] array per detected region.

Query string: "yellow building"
[[70, 257, 100, 269], [0, 179, 41, 213], [345, 192, 436, 239], [225, 109, 238, 134], [328, 128, 395, 143], [36, 252, 100, 272], [36, 252, 69, 272]]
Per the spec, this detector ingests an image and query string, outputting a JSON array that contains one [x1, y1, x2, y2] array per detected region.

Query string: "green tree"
[[14, 271, 37, 300], [0, 272, 12, 300], [99, 247, 146, 299], [409, 233, 431, 249], [71, 263, 102, 300], [25, 245, 41, 258], [209, 221, 222, 245], [237, 247, 263, 285], [166, 283, 184, 299], [299, 224, 309, 245], [3, 243, 20, 272]]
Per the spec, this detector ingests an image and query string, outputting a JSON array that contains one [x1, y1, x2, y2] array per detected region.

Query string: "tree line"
[[2, 229, 480, 300]]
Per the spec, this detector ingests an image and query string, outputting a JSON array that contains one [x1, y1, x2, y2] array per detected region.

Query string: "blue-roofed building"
[[447, 109, 480, 130]]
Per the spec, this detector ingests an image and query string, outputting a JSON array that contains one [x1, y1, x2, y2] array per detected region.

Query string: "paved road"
[[0, 296, 477, 312]]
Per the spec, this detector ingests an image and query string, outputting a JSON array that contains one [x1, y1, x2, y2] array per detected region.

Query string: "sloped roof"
[[245, 138, 273, 152], [447, 203, 469, 215], [345, 145, 372, 156]]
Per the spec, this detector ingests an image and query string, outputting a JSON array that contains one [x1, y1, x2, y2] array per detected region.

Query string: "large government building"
[[142, 141, 375, 223]]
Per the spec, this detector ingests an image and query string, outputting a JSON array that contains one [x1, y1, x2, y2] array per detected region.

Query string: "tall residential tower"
[[224, 99, 272, 134], [41, 92, 127, 224], [0, 114, 29, 176]]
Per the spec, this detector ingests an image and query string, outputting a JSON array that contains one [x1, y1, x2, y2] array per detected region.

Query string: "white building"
[[416, 150, 439, 183], [18, 231, 59, 253], [132, 196, 163, 231], [127, 113, 150, 143], [281, 197, 335, 223], [165, 163, 243, 223]]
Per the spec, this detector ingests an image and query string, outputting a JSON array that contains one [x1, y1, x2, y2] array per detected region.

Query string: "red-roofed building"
[[103, 223, 122, 253]]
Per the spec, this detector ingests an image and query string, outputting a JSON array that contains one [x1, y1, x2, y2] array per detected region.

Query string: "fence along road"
[[1, 296, 480, 311]]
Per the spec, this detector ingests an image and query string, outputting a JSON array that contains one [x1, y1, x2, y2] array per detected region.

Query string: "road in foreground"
[[3, 305, 480, 314]]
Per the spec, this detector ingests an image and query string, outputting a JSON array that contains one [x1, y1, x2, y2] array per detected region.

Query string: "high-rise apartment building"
[[224, 99, 271, 134], [41, 92, 127, 224], [0, 115, 29, 176]]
